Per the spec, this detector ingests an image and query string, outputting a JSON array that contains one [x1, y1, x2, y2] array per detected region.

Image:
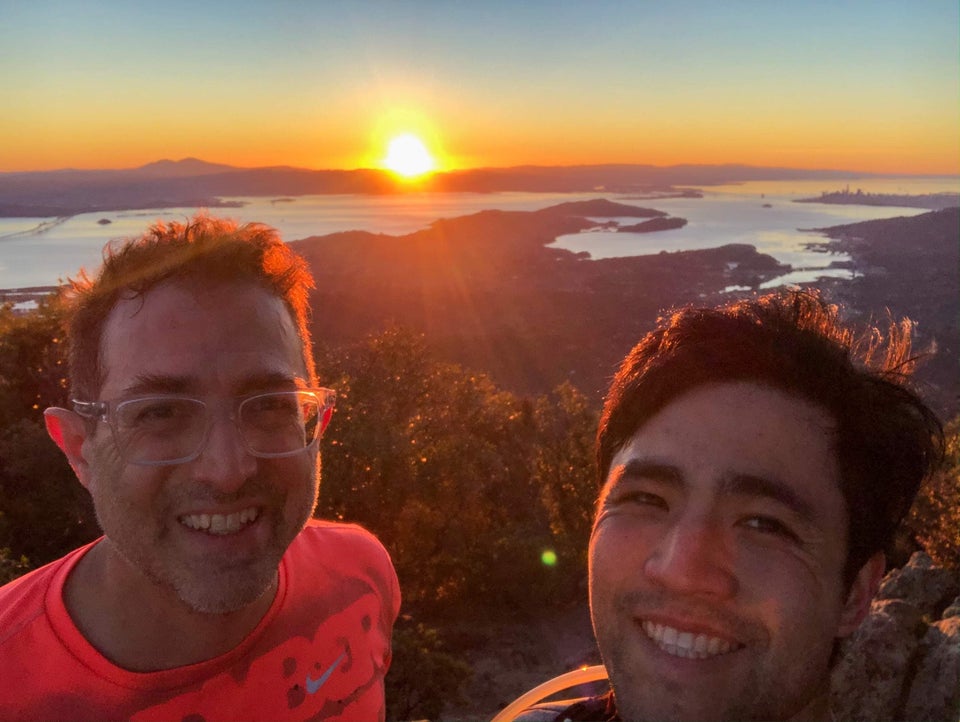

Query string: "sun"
[[382, 133, 436, 178]]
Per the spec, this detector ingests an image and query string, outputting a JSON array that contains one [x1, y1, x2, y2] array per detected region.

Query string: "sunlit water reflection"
[[1, 177, 955, 290]]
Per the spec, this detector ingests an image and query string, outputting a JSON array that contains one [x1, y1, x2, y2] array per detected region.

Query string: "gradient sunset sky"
[[3, 0, 958, 175]]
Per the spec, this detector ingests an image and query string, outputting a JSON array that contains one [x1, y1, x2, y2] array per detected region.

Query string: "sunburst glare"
[[382, 133, 436, 178]]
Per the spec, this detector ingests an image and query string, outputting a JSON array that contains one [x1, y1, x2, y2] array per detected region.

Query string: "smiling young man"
[[516, 291, 943, 722], [0, 216, 400, 721]]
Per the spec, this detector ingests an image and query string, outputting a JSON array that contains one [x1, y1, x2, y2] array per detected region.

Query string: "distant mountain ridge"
[[135, 158, 241, 177], [0, 158, 886, 218]]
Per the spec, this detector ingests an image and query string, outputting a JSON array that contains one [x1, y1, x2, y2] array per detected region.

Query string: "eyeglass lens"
[[113, 392, 323, 464]]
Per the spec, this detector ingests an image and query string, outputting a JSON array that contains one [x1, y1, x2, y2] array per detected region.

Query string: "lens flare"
[[541, 549, 558, 567]]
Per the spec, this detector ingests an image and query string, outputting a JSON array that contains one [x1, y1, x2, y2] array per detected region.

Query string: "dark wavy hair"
[[596, 290, 944, 585], [65, 214, 316, 402]]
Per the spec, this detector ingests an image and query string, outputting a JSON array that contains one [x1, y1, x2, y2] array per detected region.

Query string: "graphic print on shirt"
[[306, 649, 346, 694], [132, 590, 390, 722]]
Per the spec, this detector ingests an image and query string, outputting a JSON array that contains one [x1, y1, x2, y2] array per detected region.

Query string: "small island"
[[618, 217, 687, 233], [535, 198, 666, 218]]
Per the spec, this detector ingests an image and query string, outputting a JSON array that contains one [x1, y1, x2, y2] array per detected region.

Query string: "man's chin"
[[172, 566, 278, 615], [614, 690, 732, 722], [611, 675, 831, 722], [605, 653, 759, 722]]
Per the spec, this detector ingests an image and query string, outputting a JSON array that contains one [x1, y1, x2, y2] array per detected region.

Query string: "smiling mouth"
[[641, 620, 742, 659], [179, 507, 260, 535]]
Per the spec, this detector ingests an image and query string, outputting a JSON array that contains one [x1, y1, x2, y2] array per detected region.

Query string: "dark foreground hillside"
[[290, 199, 787, 402], [813, 206, 959, 417], [292, 201, 959, 419]]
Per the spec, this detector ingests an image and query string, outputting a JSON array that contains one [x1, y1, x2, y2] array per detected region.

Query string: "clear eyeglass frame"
[[71, 388, 336, 467]]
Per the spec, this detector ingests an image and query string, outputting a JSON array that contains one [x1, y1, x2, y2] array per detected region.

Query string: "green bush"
[[0, 298, 98, 568], [385, 617, 472, 722], [0, 547, 30, 586], [316, 327, 598, 617]]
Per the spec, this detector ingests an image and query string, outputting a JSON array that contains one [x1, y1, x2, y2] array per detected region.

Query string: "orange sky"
[[2, 2, 958, 176]]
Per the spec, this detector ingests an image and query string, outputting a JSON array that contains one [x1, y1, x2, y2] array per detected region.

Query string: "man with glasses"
[[0, 216, 400, 721]]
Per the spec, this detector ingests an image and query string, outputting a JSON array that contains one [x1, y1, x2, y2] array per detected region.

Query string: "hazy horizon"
[[6, 156, 960, 180]]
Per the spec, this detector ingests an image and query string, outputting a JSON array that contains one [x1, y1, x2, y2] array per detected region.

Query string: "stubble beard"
[[92, 448, 319, 616]]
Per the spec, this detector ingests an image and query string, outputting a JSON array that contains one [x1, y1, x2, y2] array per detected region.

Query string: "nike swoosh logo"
[[305, 650, 346, 695]]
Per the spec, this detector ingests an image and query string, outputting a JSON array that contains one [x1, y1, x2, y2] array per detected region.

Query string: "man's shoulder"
[[290, 519, 395, 575], [511, 699, 578, 722], [0, 546, 89, 648], [512, 693, 619, 722], [298, 518, 388, 551], [0, 563, 52, 646], [283, 519, 401, 622]]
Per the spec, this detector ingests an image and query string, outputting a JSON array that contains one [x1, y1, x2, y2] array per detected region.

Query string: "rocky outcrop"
[[831, 553, 960, 721]]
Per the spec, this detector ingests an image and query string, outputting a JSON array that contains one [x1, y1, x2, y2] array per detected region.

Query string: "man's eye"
[[742, 516, 800, 543], [247, 397, 288, 412], [118, 398, 200, 428], [614, 491, 669, 510], [134, 402, 186, 423], [142, 404, 173, 418]]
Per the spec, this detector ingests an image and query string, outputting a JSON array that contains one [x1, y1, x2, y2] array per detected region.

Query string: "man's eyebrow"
[[234, 372, 305, 395], [721, 474, 817, 523], [116, 372, 305, 399], [120, 374, 195, 397], [610, 461, 820, 523], [613, 459, 684, 487]]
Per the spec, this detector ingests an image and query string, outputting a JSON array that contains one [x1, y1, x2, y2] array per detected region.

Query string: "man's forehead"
[[98, 280, 308, 394], [605, 382, 843, 505], [107, 278, 289, 319]]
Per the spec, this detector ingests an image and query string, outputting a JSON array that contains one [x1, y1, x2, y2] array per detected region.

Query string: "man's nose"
[[643, 516, 738, 598], [189, 416, 257, 491]]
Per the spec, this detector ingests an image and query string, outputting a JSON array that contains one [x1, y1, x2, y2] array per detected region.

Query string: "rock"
[[943, 596, 960, 619], [830, 554, 960, 721], [903, 617, 960, 721], [876, 552, 960, 617], [831, 600, 922, 721]]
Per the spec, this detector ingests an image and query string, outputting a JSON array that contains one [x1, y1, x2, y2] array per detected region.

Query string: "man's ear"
[[837, 551, 885, 637], [44, 407, 93, 490]]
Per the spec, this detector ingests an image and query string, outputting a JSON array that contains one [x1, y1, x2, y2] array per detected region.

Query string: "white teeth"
[[179, 507, 259, 535], [642, 620, 736, 659]]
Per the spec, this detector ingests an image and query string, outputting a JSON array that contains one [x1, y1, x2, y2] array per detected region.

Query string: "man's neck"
[[63, 539, 277, 672], [784, 689, 832, 722], [609, 687, 833, 722]]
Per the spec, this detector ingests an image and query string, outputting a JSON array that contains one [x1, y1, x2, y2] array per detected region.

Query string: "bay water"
[[1, 176, 956, 291]]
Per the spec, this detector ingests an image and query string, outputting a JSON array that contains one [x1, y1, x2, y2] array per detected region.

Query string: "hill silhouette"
[[0, 159, 869, 218]]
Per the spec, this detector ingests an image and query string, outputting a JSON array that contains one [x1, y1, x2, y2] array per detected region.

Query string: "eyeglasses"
[[72, 389, 336, 467]]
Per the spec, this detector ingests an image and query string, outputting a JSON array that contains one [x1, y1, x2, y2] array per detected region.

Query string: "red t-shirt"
[[0, 519, 400, 721]]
